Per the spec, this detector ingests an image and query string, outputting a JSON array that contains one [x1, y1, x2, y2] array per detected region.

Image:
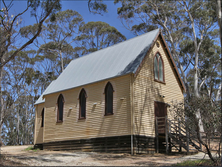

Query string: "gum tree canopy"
[[0, 0, 61, 145]]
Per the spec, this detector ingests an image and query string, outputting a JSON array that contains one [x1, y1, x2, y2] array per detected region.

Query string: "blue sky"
[[1, 0, 135, 40]]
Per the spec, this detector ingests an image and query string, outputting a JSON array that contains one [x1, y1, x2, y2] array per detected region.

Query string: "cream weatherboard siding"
[[132, 36, 184, 137], [34, 103, 44, 144], [36, 74, 131, 143]]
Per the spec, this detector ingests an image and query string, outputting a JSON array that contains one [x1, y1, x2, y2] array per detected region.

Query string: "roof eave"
[[43, 72, 133, 97], [134, 29, 161, 77], [34, 101, 45, 106], [159, 32, 186, 92]]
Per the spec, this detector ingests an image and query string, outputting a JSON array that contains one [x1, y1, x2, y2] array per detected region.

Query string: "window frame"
[[104, 82, 114, 116], [57, 94, 64, 123], [153, 52, 165, 83], [79, 88, 87, 120], [41, 108, 44, 127]]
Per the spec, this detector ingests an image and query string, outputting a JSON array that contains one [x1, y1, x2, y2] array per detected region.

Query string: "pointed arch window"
[[105, 82, 114, 115], [57, 94, 64, 122], [41, 108, 44, 127], [79, 89, 87, 119], [154, 53, 164, 82]]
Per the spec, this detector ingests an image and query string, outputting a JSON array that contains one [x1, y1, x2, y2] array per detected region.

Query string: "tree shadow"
[[5, 153, 81, 163], [90, 153, 129, 161]]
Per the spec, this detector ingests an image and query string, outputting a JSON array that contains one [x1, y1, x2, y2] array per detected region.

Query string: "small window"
[[57, 94, 64, 122], [79, 89, 87, 119], [41, 108, 44, 127], [105, 82, 114, 115], [154, 53, 164, 82]]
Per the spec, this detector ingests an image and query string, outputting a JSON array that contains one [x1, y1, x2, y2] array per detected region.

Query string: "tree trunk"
[[0, 66, 3, 145], [216, 0, 221, 47], [25, 91, 28, 145], [194, 66, 199, 97], [0, 123, 3, 146], [17, 108, 20, 145]]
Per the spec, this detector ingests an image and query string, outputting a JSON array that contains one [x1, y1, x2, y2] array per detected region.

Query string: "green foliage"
[[28, 0, 61, 18], [172, 159, 217, 166], [0, 10, 4, 20], [19, 24, 40, 38], [77, 21, 126, 54], [88, 0, 107, 15], [24, 146, 40, 151]]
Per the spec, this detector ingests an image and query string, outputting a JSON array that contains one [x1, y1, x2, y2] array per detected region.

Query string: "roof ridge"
[[70, 28, 160, 63]]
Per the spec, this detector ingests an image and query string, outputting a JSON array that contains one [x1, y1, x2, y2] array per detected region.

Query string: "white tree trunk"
[[215, 83, 221, 101], [216, 0, 221, 46]]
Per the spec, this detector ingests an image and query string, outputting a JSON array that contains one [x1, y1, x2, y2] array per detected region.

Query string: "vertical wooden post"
[[131, 135, 134, 155], [155, 117, 159, 153], [105, 137, 107, 152], [165, 116, 168, 154]]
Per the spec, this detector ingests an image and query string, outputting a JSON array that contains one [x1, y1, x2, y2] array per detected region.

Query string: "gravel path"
[[0, 145, 211, 166]]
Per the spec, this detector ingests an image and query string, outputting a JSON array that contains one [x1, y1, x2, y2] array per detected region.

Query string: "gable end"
[[134, 31, 186, 93]]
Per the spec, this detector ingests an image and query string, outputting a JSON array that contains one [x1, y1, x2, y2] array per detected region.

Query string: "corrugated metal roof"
[[35, 29, 160, 104]]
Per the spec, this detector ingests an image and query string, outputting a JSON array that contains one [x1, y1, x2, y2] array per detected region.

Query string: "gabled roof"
[[35, 28, 185, 105]]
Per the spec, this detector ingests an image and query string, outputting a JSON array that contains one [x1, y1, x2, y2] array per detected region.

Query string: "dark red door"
[[154, 101, 167, 134]]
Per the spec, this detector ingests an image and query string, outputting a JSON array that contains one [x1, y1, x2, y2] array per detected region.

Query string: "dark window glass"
[[154, 56, 158, 80], [154, 53, 164, 82], [159, 58, 163, 81], [105, 82, 114, 115], [57, 94, 64, 122], [79, 89, 86, 119], [41, 108, 44, 127]]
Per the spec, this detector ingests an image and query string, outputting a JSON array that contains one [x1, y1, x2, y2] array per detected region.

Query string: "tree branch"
[[199, 75, 207, 92], [0, 0, 60, 68]]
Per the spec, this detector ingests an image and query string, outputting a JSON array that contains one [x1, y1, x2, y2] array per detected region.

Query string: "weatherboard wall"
[[42, 75, 131, 143], [132, 36, 184, 137], [34, 103, 44, 144]]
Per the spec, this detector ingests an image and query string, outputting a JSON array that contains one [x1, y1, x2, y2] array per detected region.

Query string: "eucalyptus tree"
[[76, 21, 126, 54], [0, 0, 61, 145], [36, 9, 84, 74], [2, 50, 42, 145], [114, 0, 220, 100]]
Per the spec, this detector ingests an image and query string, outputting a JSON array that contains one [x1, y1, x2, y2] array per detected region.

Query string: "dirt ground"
[[0, 145, 213, 166]]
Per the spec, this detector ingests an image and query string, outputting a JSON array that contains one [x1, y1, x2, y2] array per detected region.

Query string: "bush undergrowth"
[[24, 146, 40, 152], [173, 158, 221, 166]]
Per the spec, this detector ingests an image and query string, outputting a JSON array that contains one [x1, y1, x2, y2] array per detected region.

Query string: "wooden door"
[[154, 101, 167, 134]]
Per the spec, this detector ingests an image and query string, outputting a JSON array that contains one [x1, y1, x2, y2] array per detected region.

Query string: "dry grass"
[[173, 158, 221, 166]]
